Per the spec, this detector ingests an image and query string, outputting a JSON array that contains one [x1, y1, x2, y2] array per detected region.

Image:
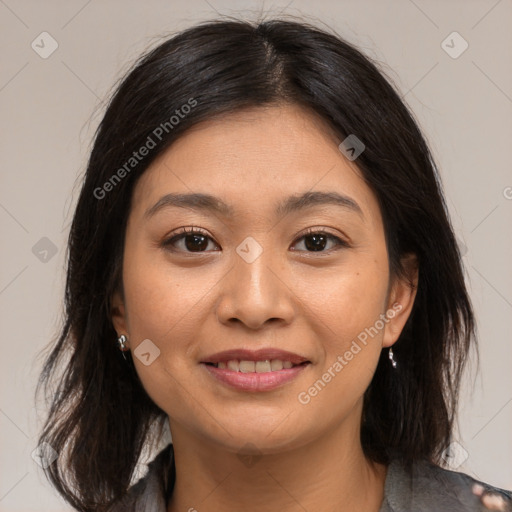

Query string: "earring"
[[388, 347, 397, 369], [117, 334, 129, 360]]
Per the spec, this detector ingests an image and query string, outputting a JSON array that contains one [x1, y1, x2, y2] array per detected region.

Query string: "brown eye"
[[291, 229, 349, 253], [162, 227, 219, 253]]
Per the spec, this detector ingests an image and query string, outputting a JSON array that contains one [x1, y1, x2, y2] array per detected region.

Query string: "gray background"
[[1, 0, 511, 510]]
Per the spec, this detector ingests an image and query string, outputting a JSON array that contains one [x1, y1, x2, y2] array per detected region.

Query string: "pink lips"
[[199, 347, 311, 392], [201, 362, 309, 391]]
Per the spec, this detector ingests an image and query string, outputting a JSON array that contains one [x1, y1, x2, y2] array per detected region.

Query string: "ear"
[[382, 253, 418, 348], [111, 288, 129, 338]]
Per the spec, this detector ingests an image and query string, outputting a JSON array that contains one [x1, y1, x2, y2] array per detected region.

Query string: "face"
[[111, 103, 417, 455]]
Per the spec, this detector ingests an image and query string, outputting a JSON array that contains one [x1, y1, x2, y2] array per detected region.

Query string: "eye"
[[291, 228, 349, 253], [162, 226, 219, 253]]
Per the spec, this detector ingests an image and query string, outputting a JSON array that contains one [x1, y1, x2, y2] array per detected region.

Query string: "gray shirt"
[[109, 443, 512, 511]]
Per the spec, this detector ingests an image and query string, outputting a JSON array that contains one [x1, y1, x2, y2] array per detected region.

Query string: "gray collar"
[[112, 444, 512, 512]]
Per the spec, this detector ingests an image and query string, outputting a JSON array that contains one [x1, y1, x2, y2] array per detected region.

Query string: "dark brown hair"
[[36, 16, 476, 511]]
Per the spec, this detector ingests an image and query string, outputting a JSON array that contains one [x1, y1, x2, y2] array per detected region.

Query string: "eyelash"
[[161, 226, 350, 254]]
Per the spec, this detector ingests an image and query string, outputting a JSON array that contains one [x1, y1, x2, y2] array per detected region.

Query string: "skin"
[[111, 103, 418, 512]]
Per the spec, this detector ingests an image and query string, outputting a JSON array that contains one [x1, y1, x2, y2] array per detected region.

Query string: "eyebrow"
[[144, 191, 364, 220]]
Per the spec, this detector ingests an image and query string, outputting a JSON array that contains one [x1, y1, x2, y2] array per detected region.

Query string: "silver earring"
[[117, 334, 129, 360], [388, 347, 397, 369]]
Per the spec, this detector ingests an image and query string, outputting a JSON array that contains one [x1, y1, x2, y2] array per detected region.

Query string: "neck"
[[166, 414, 387, 512]]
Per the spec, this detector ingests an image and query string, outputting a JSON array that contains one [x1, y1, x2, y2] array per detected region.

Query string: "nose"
[[215, 243, 296, 330]]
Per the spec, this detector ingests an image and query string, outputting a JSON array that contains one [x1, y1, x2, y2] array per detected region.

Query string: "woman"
[[36, 17, 512, 512]]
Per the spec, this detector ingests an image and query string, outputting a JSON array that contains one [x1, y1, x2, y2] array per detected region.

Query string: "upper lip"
[[200, 348, 310, 365]]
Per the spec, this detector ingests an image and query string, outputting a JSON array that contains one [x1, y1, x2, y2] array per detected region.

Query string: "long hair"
[[36, 16, 476, 511]]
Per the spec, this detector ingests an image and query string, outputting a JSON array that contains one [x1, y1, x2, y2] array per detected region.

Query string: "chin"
[[208, 423, 312, 456]]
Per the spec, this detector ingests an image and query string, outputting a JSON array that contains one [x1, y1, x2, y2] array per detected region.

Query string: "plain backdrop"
[[1, 0, 511, 510]]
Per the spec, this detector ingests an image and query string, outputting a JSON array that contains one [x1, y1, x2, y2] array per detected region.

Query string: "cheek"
[[295, 269, 388, 417], [122, 242, 211, 345], [315, 263, 389, 403], [121, 250, 203, 416], [292, 255, 389, 354]]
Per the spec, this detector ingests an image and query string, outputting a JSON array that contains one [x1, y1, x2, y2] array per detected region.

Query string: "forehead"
[[131, 104, 380, 226]]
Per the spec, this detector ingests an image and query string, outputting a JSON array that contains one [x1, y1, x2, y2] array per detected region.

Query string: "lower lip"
[[201, 363, 310, 392]]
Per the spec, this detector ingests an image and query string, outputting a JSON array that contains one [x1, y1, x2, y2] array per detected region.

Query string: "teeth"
[[239, 361, 255, 373], [227, 360, 239, 372], [256, 360, 271, 373], [270, 359, 283, 371], [213, 359, 303, 372]]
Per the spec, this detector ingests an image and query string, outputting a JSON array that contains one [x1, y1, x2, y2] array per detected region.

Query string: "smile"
[[200, 360, 311, 392], [205, 359, 306, 372]]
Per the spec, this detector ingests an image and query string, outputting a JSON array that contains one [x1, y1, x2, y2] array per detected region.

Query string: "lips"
[[200, 348, 310, 366], [200, 348, 311, 391]]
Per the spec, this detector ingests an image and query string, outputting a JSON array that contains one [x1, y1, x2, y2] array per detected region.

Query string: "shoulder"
[[107, 443, 174, 512], [381, 457, 512, 512]]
